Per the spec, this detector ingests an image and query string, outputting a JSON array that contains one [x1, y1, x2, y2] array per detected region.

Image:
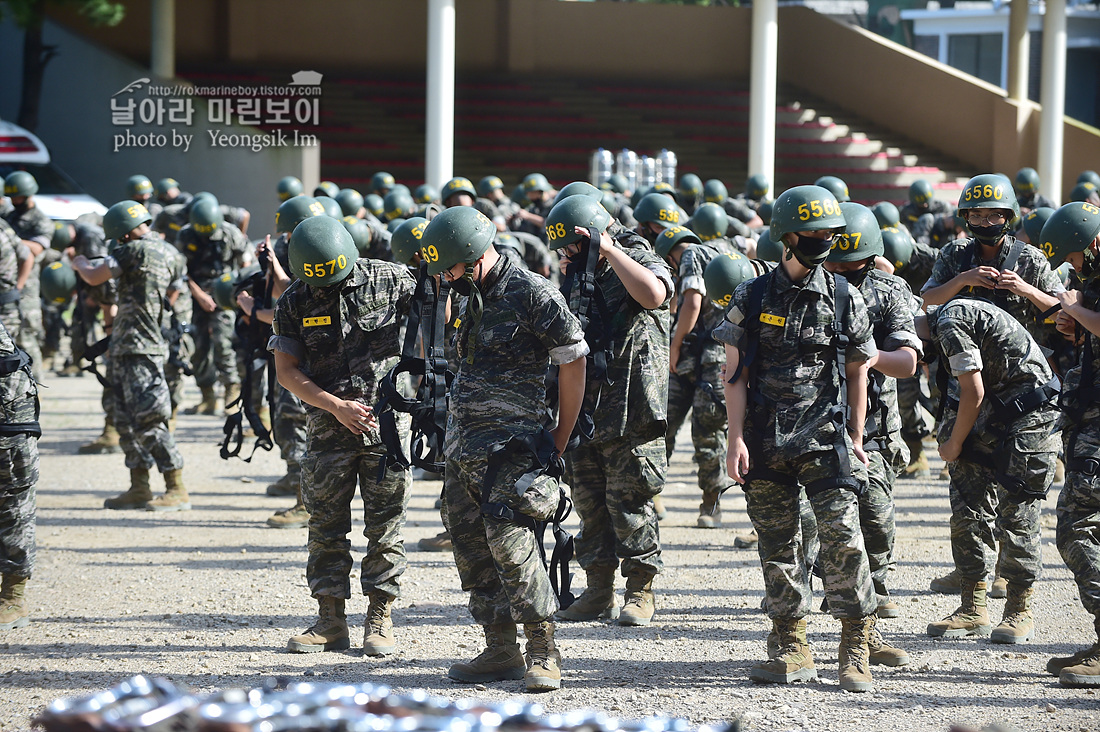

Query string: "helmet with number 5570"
[[288, 215, 358, 286], [419, 206, 495, 276]]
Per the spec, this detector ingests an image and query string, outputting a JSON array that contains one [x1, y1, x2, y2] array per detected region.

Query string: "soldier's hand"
[[852, 441, 870, 467], [727, 437, 751, 484], [959, 266, 999, 289], [669, 341, 681, 374], [334, 400, 376, 435], [994, 269, 1025, 294], [236, 291, 255, 314], [939, 438, 962, 463], [1058, 289, 1081, 309], [195, 291, 218, 313]]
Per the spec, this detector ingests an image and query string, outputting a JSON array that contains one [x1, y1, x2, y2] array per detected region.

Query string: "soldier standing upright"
[[3, 172, 52, 382]]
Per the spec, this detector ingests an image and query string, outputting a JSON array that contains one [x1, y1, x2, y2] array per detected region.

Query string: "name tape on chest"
[[302, 316, 331, 327], [759, 313, 786, 327]]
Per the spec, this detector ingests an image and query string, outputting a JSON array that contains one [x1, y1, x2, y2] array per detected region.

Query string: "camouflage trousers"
[[18, 302, 43, 383], [442, 452, 562, 625], [744, 448, 875, 620], [941, 412, 1057, 587], [273, 383, 307, 478], [0, 301, 20, 343], [665, 361, 729, 496], [1058, 426, 1100, 632], [862, 449, 898, 595], [564, 434, 664, 580], [191, 307, 239, 390], [164, 332, 194, 414], [110, 355, 183, 473], [0, 435, 38, 578], [302, 417, 410, 599]]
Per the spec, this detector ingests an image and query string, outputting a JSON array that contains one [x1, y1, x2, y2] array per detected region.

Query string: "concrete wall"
[[0, 17, 318, 232]]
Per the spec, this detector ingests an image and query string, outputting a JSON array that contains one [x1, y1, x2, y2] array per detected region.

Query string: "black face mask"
[[448, 272, 471, 297], [837, 260, 875, 288], [13, 201, 30, 214], [968, 222, 1007, 246], [789, 234, 833, 268]]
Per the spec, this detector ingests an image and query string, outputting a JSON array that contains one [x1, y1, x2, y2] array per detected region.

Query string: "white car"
[[0, 119, 107, 223]]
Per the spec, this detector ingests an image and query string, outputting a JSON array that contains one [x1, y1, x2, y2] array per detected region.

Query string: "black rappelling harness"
[[730, 269, 862, 497], [220, 264, 275, 462], [375, 263, 454, 480], [0, 347, 41, 439], [862, 284, 890, 454]]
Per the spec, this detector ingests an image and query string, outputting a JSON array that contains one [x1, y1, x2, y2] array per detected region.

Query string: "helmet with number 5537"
[[544, 195, 611, 250], [289, 215, 358, 286], [103, 200, 152, 240], [390, 217, 429, 266], [769, 185, 846, 243], [634, 193, 683, 229], [419, 206, 496, 276]]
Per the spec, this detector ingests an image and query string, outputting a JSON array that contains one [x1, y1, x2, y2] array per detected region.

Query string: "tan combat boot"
[[104, 468, 153, 510], [929, 568, 962, 594], [418, 529, 452, 552], [288, 596, 350, 652], [167, 406, 178, 433], [1060, 642, 1100, 688], [78, 418, 121, 455], [557, 568, 618, 621], [363, 592, 396, 656], [266, 472, 300, 497], [185, 386, 219, 415], [927, 578, 992, 638], [989, 575, 1008, 599], [901, 439, 930, 478], [448, 623, 526, 682], [0, 575, 29, 631], [734, 528, 759, 549], [618, 576, 655, 627], [652, 494, 667, 521], [223, 383, 242, 414], [991, 584, 1034, 644], [751, 618, 815, 683], [147, 469, 191, 512], [838, 616, 874, 692], [1048, 645, 1098, 676], [697, 491, 721, 528], [267, 502, 309, 529], [523, 620, 562, 692], [866, 615, 909, 666]]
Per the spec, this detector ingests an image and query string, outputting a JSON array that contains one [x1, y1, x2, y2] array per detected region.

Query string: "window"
[[948, 33, 1003, 87]]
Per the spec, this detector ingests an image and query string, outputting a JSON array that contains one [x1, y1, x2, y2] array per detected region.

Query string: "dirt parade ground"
[[1, 372, 1098, 732]]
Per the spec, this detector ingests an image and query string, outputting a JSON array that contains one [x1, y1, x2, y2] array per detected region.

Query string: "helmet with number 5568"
[[289, 215, 358, 286], [544, 195, 611, 250]]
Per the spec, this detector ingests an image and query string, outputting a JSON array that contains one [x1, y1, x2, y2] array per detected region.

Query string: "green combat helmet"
[[689, 202, 728, 241], [746, 173, 770, 200], [335, 188, 364, 217], [277, 176, 303, 202], [313, 181, 340, 199], [477, 176, 504, 198], [442, 177, 478, 205], [756, 235, 785, 262], [523, 173, 552, 193], [650, 181, 676, 200], [391, 217, 429, 266], [556, 181, 602, 201], [127, 175, 153, 198], [383, 190, 416, 221], [757, 201, 773, 226], [1069, 182, 1099, 203], [276, 195, 324, 234], [313, 196, 343, 219], [1077, 171, 1100, 188], [102, 201, 152, 240], [677, 173, 703, 207], [704, 251, 756, 309], [289, 214, 358, 286], [908, 179, 935, 209], [654, 225, 702, 259], [51, 221, 73, 251], [213, 271, 238, 310], [703, 179, 728, 205], [871, 201, 902, 229], [1055, 261, 1076, 287], [387, 218, 407, 234], [414, 184, 438, 205], [881, 226, 914, 271], [155, 177, 180, 201], [341, 215, 372, 256], [829, 202, 884, 262], [4, 171, 38, 197], [511, 185, 527, 206], [1039, 201, 1100, 270], [41, 260, 77, 305], [770, 184, 846, 268], [189, 198, 224, 236], [814, 175, 850, 203], [369, 171, 396, 195], [1013, 167, 1040, 195], [957, 173, 1020, 243], [545, 194, 611, 250], [1022, 206, 1055, 244], [364, 194, 385, 218], [606, 174, 630, 195], [634, 193, 684, 229], [419, 206, 495, 276]]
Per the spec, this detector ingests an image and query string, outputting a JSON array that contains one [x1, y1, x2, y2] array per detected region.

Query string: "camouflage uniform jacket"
[[177, 222, 251, 290], [0, 219, 24, 302], [571, 243, 672, 444], [105, 232, 176, 358], [269, 259, 416, 441], [931, 296, 1056, 435], [444, 255, 588, 462], [712, 264, 878, 452], [1057, 275, 1100, 432], [0, 319, 37, 434], [923, 235, 1064, 340], [73, 222, 116, 306], [5, 206, 52, 304], [153, 202, 188, 245], [678, 239, 734, 368]]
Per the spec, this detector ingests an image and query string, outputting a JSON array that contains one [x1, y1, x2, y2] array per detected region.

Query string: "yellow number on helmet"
[[1083, 203, 1100, 216], [412, 222, 426, 239], [423, 245, 439, 262]]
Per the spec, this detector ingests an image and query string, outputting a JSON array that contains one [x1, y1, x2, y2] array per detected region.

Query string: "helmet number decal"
[[657, 209, 679, 223], [1083, 203, 1100, 216], [833, 232, 861, 251], [1039, 241, 1055, 258], [422, 244, 440, 264], [547, 222, 570, 242], [412, 222, 427, 239], [715, 293, 732, 308], [964, 184, 1006, 202], [797, 199, 840, 221], [302, 255, 348, 279]]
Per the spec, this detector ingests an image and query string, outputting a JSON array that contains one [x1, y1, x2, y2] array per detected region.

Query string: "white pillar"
[[1039, 0, 1066, 203], [748, 0, 778, 198], [426, 0, 456, 189], [150, 0, 175, 79], [1006, 0, 1029, 102]]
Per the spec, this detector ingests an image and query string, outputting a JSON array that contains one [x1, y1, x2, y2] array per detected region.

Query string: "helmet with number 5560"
[[769, 185, 846, 243], [289, 215, 358, 286]]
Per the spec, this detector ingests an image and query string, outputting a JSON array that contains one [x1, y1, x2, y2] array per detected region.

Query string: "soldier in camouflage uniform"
[[542, 195, 672, 628], [918, 297, 1058, 646], [0, 217, 27, 341], [0, 317, 40, 633], [71, 202, 189, 512], [178, 198, 251, 415], [714, 185, 879, 693], [823, 204, 921, 667], [1037, 202, 1100, 686], [4, 172, 53, 382], [420, 206, 587, 692], [269, 216, 414, 657], [443, 177, 507, 232], [653, 221, 735, 528], [1012, 167, 1058, 216], [899, 179, 954, 234]]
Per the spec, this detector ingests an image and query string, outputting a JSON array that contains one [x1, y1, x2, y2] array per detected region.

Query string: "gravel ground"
[[2, 372, 1099, 732]]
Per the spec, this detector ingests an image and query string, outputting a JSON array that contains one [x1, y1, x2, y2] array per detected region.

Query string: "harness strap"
[[80, 335, 112, 389]]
